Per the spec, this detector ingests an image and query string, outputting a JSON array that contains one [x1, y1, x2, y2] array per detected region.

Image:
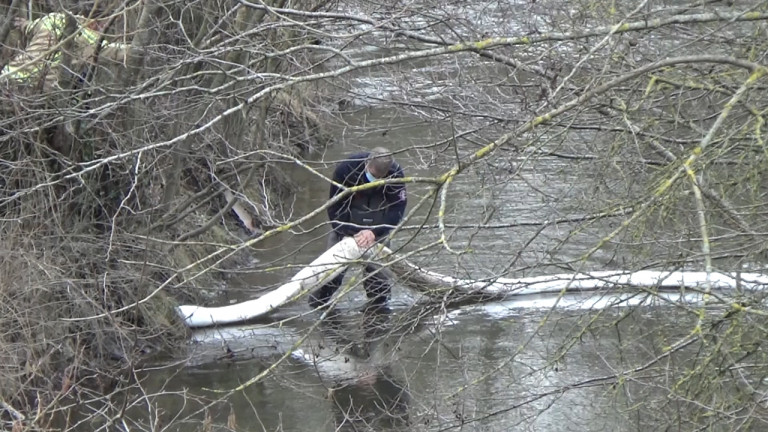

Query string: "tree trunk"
[[0, 0, 21, 49]]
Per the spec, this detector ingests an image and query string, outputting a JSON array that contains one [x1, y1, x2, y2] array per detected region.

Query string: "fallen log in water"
[[177, 237, 768, 328]]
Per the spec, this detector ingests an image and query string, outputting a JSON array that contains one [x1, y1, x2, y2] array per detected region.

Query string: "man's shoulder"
[[345, 151, 369, 161], [39, 12, 68, 27], [336, 152, 367, 169], [389, 160, 404, 177], [26, 12, 68, 35]]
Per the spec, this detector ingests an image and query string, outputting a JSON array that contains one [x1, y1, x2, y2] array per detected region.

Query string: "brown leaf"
[[227, 407, 237, 430], [203, 409, 212, 432]]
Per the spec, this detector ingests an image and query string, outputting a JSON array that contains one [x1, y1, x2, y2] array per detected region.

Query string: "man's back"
[[1, 12, 126, 92]]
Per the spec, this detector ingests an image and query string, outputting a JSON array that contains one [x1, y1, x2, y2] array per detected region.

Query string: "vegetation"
[[2, 0, 768, 430], [0, 0, 331, 427]]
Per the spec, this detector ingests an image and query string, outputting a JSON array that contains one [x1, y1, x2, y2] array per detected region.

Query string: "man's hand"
[[353, 230, 376, 248]]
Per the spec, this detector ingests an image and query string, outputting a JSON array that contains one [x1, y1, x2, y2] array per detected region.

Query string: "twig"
[[0, 399, 25, 421]]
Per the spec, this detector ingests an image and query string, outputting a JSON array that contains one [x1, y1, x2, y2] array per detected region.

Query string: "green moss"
[[612, 23, 630, 33], [644, 76, 657, 96], [474, 143, 495, 159], [532, 113, 552, 126]]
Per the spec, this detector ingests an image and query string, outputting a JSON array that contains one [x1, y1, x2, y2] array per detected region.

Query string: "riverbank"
[[0, 85, 331, 430]]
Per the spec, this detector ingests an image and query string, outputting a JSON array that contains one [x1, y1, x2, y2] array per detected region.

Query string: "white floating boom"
[[177, 237, 768, 328], [177, 237, 366, 327]]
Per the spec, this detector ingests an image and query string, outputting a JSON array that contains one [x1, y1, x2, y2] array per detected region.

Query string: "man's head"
[[76, 2, 110, 31], [77, 2, 108, 18], [365, 147, 394, 181]]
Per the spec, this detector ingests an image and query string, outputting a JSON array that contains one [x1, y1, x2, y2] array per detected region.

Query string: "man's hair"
[[367, 147, 394, 176]]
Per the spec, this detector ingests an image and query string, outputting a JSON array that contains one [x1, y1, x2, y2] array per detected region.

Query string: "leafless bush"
[[0, 0, 332, 428], [2, 0, 768, 430]]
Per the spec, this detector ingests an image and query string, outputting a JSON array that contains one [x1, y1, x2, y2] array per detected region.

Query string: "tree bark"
[[125, 0, 158, 86], [0, 0, 21, 48]]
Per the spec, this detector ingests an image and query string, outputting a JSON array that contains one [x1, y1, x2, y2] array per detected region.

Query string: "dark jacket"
[[328, 152, 407, 239]]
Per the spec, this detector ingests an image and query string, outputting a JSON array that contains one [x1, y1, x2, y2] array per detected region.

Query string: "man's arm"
[[2, 14, 62, 80], [95, 39, 127, 63], [372, 166, 406, 239], [77, 26, 127, 63], [328, 161, 354, 237]]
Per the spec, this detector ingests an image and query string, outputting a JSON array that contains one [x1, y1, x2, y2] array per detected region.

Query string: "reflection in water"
[[319, 308, 411, 431], [330, 368, 410, 431], [132, 296, 725, 432]]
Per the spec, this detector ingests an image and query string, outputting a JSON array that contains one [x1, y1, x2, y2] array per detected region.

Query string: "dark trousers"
[[310, 231, 391, 306]]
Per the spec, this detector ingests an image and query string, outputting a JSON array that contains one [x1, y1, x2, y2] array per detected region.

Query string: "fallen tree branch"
[[0, 399, 25, 421]]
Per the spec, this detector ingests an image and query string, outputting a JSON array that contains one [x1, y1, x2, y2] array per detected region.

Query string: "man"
[[1, 10, 126, 92], [309, 147, 407, 310]]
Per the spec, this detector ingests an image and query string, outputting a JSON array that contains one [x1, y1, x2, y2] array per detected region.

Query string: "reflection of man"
[[1, 10, 126, 91], [331, 367, 410, 431], [324, 308, 410, 431], [309, 147, 407, 310]]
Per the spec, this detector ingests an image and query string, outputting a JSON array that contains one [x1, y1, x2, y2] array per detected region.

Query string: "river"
[[120, 1, 768, 431], [125, 105, 738, 431]]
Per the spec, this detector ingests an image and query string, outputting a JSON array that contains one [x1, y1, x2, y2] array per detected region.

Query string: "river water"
[[121, 1, 768, 431], [135, 301, 700, 432], [124, 105, 743, 431]]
